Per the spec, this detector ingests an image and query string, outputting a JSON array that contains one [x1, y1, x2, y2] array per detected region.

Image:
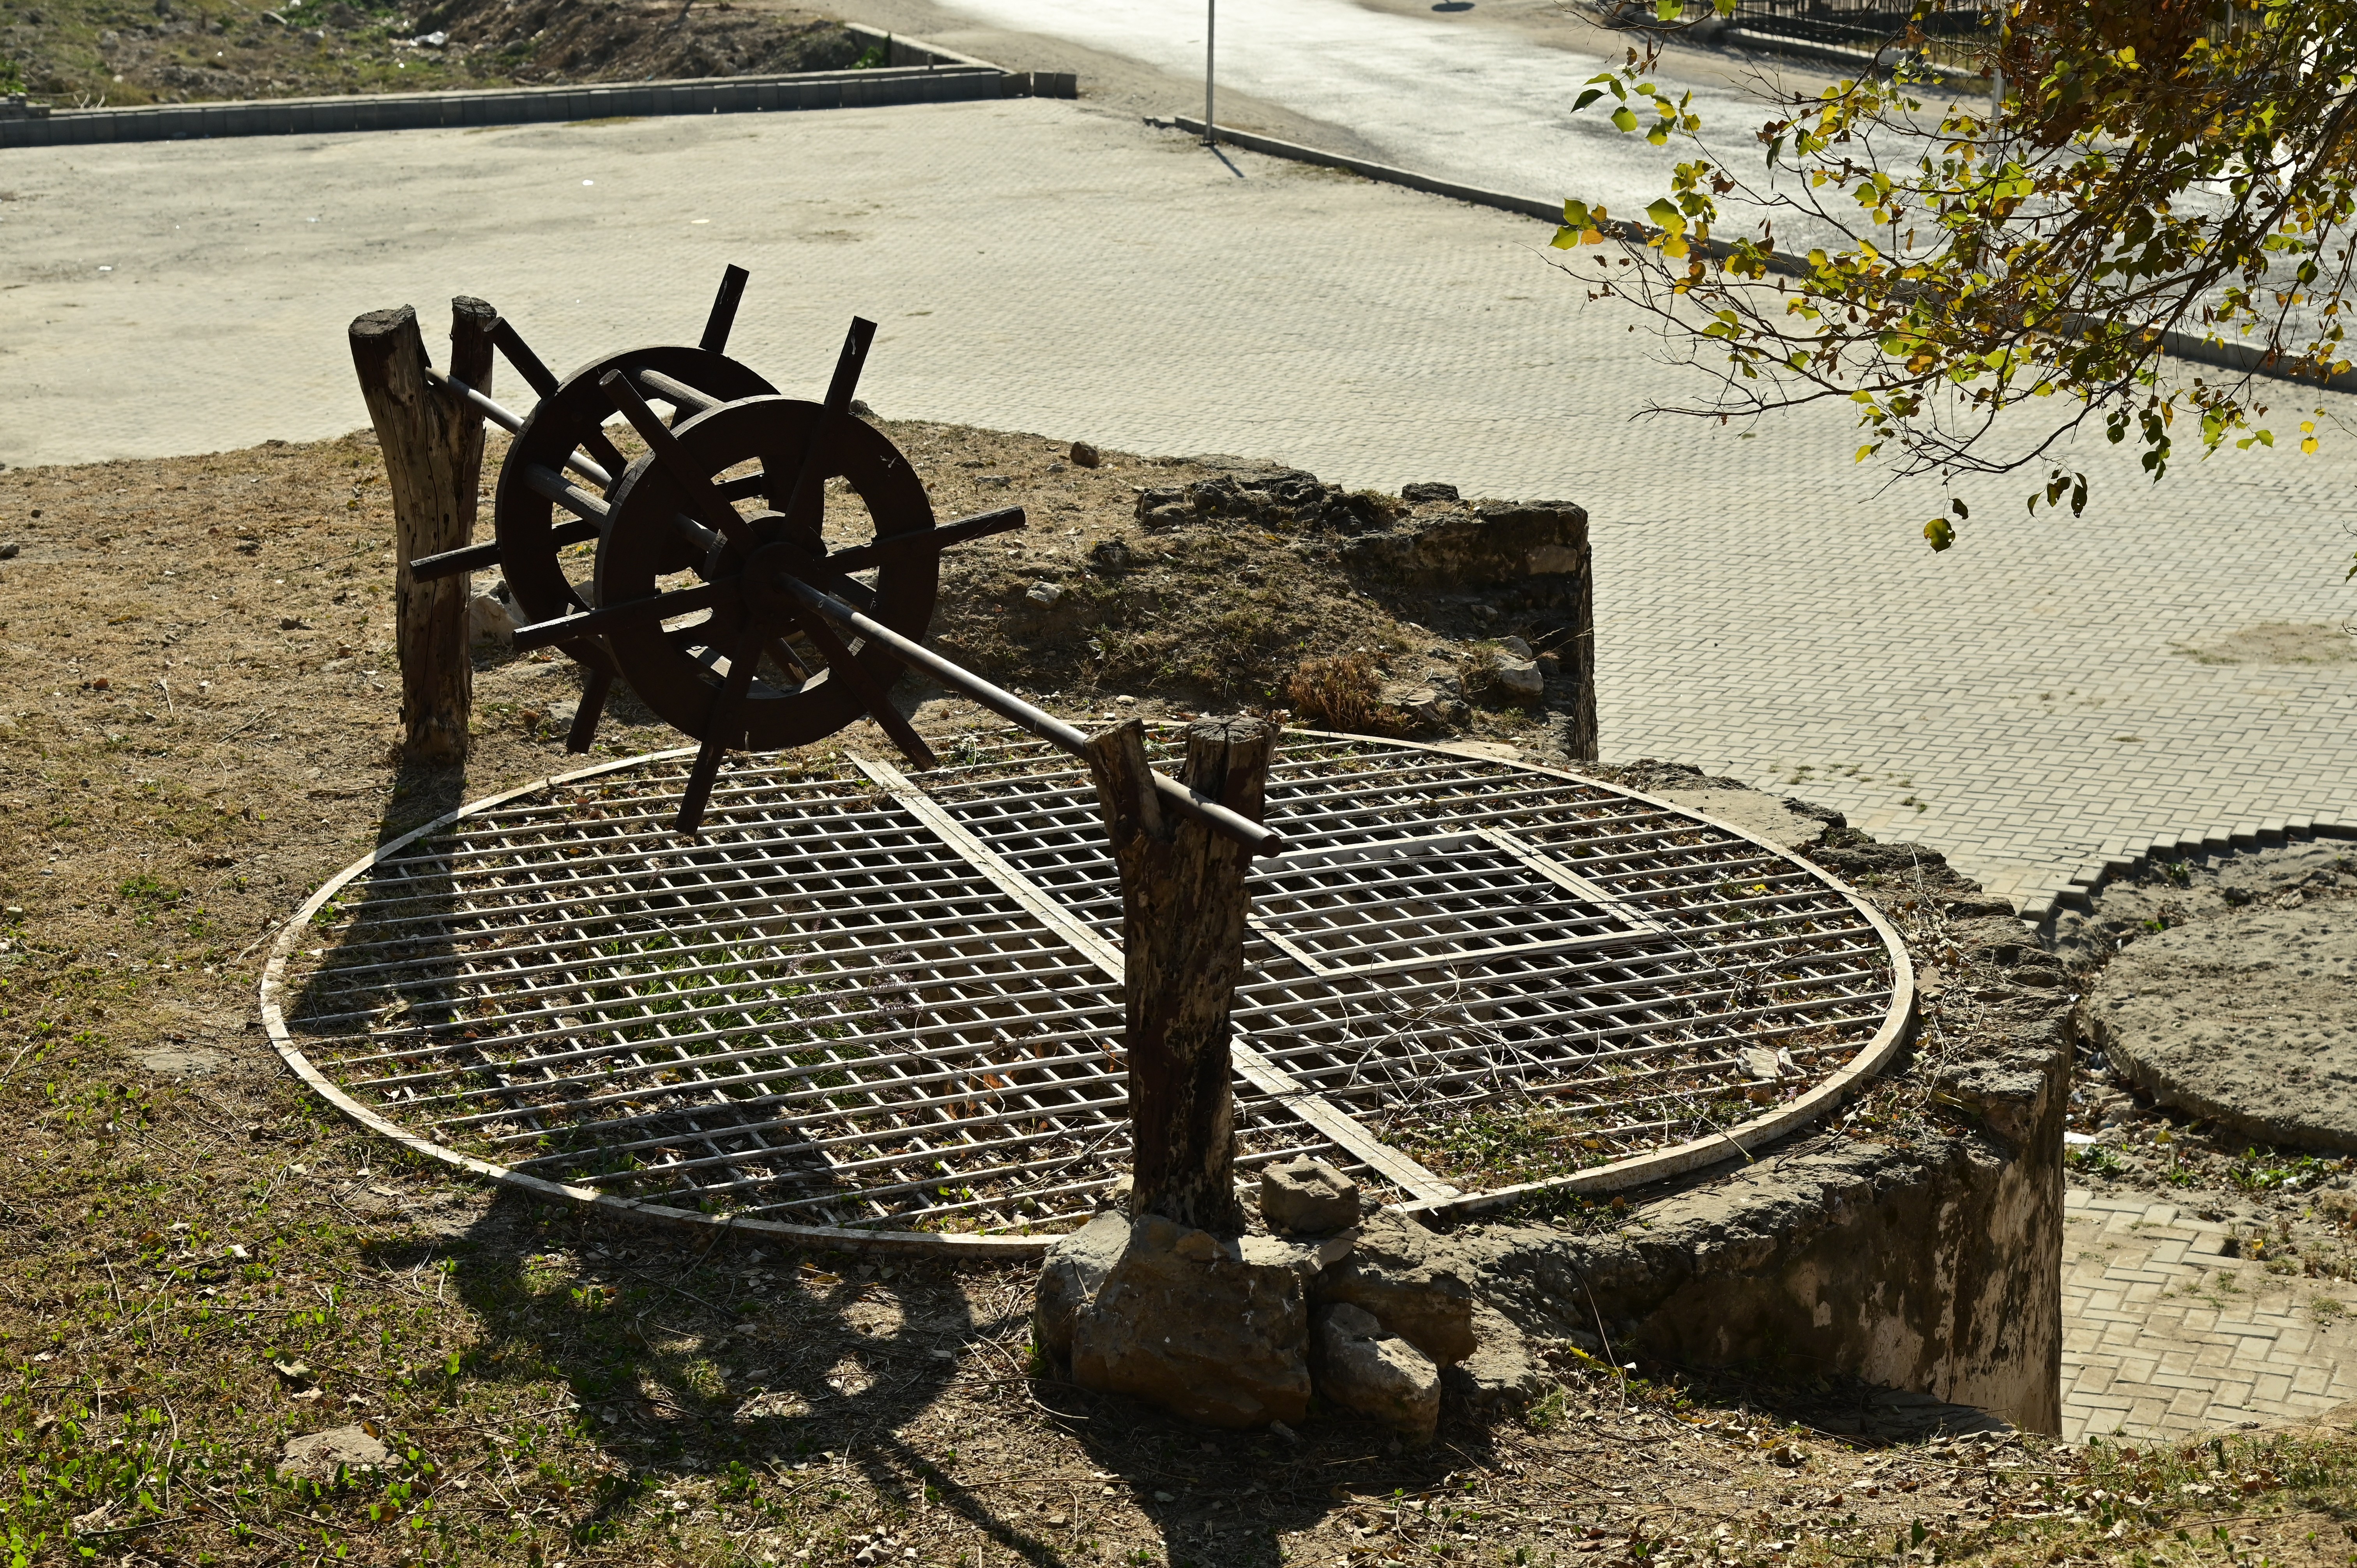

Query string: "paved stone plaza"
[[2064, 1190, 2357, 1441], [3, 97, 2350, 913]]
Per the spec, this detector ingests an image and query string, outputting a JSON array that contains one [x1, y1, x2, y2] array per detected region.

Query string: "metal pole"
[[777, 574, 1284, 856], [1204, 0, 1216, 146], [1989, 0, 2005, 148]]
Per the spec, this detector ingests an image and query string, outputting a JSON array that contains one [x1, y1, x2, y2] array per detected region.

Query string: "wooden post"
[[349, 297, 496, 766], [1081, 715, 1272, 1234]]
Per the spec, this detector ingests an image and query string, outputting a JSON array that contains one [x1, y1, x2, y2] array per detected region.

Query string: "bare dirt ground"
[[5, 427, 2357, 1566], [4, 0, 859, 110]]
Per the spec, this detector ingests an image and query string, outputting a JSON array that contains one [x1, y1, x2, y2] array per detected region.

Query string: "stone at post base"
[[1316, 1303, 1440, 1441], [1039, 1211, 1337, 1429], [1260, 1155, 1360, 1236], [1441, 1302, 1548, 1419], [1312, 1208, 1479, 1367]]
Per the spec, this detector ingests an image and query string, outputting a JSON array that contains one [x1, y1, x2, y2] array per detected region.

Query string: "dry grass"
[[3, 0, 856, 110], [1284, 652, 1384, 733]]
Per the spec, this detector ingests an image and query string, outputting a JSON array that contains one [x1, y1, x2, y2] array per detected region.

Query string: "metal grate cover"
[[261, 729, 1914, 1254]]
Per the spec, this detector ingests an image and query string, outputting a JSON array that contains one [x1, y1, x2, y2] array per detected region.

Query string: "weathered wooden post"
[[1080, 714, 1273, 1233], [349, 297, 497, 766]]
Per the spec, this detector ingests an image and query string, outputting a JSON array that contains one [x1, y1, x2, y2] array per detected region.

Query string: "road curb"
[[0, 25, 1074, 149], [1156, 113, 1562, 226]]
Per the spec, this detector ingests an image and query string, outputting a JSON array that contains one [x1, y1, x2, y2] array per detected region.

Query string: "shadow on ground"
[[351, 1192, 1523, 1567]]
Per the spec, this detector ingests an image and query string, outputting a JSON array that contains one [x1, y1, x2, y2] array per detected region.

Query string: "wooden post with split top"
[[348, 296, 497, 766], [1081, 715, 1274, 1234]]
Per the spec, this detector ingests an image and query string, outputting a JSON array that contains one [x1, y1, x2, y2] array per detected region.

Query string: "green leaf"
[[1923, 518, 1955, 551], [1573, 88, 1606, 113], [1611, 107, 1639, 133], [1646, 197, 1682, 230], [1563, 198, 1592, 228], [1551, 226, 1582, 250]]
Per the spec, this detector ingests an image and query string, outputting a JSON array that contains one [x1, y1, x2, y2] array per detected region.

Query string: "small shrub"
[[1459, 646, 1507, 701], [2067, 1143, 2127, 1176], [1286, 652, 1381, 732]]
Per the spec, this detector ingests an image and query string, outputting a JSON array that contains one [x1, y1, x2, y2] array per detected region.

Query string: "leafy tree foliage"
[[1563, 0, 2357, 558]]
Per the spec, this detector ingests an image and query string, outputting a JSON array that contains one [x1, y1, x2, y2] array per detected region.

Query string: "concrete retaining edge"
[[0, 25, 1075, 149], [1712, 24, 1985, 87]]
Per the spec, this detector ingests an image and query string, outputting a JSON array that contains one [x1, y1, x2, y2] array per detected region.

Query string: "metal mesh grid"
[[272, 730, 1905, 1238]]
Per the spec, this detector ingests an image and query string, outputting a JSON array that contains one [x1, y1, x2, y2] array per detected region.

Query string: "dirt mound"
[[416, 0, 862, 86], [7, 0, 856, 110]]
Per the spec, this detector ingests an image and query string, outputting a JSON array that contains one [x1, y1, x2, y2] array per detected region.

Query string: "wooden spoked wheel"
[[592, 395, 938, 753], [491, 345, 779, 675]]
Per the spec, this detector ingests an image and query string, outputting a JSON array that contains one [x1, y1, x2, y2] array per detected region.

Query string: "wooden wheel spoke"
[[513, 580, 726, 652], [491, 319, 561, 399], [797, 564, 876, 614], [565, 667, 613, 754], [597, 371, 761, 553], [765, 638, 814, 684], [773, 318, 877, 536], [783, 600, 935, 772], [666, 507, 725, 564], [701, 264, 750, 355], [824, 505, 1027, 574], [675, 628, 764, 835]]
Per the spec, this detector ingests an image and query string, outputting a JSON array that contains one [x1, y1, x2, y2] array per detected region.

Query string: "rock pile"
[[1134, 470, 1401, 535], [1034, 1160, 1540, 1441], [1129, 472, 1590, 599]]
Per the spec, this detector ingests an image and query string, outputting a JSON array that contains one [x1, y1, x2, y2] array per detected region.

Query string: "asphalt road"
[[936, 0, 1780, 221]]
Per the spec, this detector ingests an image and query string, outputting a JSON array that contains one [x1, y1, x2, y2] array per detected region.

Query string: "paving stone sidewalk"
[[2, 99, 2350, 917], [2063, 1188, 2357, 1442]]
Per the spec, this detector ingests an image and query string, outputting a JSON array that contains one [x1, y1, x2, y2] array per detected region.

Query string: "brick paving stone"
[[2061, 1188, 2357, 1441]]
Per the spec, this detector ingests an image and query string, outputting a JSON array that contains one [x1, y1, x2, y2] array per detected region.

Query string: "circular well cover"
[[262, 728, 1913, 1254]]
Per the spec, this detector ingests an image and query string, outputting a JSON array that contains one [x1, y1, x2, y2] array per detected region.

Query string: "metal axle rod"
[[776, 574, 1283, 857], [425, 368, 615, 488]]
